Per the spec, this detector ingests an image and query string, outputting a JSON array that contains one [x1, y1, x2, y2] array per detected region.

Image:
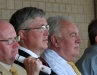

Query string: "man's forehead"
[[30, 17, 47, 25], [61, 24, 79, 34], [0, 26, 16, 39]]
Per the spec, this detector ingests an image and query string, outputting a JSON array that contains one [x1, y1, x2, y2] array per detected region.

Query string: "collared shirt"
[[19, 46, 39, 58], [41, 49, 77, 75], [76, 45, 97, 75], [0, 62, 11, 71]]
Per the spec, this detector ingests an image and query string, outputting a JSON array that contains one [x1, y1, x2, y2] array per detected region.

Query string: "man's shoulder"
[[0, 64, 12, 75], [76, 45, 97, 62], [19, 49, 30, 57]]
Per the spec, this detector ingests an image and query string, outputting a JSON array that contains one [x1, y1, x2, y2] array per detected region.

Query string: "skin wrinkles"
[[0, 21, 19, 64], [52, 20, 82, 61]]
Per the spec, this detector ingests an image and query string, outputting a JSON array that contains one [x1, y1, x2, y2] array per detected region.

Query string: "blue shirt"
[[76, 45, 97, 75]]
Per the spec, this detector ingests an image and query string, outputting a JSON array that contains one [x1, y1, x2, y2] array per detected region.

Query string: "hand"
[[24, 56, 42, 75]]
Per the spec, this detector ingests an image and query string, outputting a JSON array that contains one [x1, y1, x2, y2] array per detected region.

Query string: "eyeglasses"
[[0, 36, 20, 45], [22, 25, 49, 32]]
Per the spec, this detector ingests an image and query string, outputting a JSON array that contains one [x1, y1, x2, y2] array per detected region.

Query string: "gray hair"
[[47, 16, 71, 45], [9, 7, 45, 34]]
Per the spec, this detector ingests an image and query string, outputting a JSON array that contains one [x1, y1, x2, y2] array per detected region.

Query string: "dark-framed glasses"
[[23, 25, 49, 32], [0, 36, 20, 45]]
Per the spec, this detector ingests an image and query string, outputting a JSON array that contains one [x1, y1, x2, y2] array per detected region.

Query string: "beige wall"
[[0, 0, 94, 62]]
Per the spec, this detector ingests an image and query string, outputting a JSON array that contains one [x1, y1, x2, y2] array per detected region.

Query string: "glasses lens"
[[41, 26, 46, 32], [46, 25, 49, 30], [15, 36, 20, 42], [8, 38, 14, 44], [41, 25, 49, 32], [8, 36, 20, 44]]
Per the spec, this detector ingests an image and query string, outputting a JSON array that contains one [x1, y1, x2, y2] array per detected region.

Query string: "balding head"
[[0, 20, 19, 64], [0, 20, 15, 35]]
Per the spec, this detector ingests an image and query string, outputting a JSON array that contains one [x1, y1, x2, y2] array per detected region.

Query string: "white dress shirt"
[[19, 46, 39, 58], [41, 49, 77, 75]]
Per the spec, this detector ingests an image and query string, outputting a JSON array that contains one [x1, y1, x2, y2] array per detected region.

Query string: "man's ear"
[[95, 36, 97, 44], [50, 35, 59, 47], [18, 30, 26, 40]]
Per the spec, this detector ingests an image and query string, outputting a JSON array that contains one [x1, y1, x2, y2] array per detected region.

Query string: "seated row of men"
[[0, 6, 96, 75]]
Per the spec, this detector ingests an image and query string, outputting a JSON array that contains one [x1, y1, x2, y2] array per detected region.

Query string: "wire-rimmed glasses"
[[0, 36, 20, 45], [22, 25, 49, 32]]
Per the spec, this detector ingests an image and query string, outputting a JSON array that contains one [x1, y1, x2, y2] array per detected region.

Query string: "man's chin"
[[75, 53, 79, 57]]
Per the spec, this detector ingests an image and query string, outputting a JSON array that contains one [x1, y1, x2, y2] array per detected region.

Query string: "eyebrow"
[[69, 32, 77, 35], [40, 24, 47, 26]]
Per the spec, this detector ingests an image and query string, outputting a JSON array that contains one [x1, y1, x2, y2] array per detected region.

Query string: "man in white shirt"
[[0, 20, 42, 75], [41, 16, 82, 75]]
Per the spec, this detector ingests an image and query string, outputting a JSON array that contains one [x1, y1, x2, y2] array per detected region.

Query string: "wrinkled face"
[[57, 21, 82, 61], [0, 25, 19, 64], [21, 17, 49, 55]]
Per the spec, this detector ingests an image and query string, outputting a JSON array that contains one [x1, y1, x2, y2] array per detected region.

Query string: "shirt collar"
[[19, 46, 39, 58], [0, 62, 11, 71], [47, 49, 67, 61]]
